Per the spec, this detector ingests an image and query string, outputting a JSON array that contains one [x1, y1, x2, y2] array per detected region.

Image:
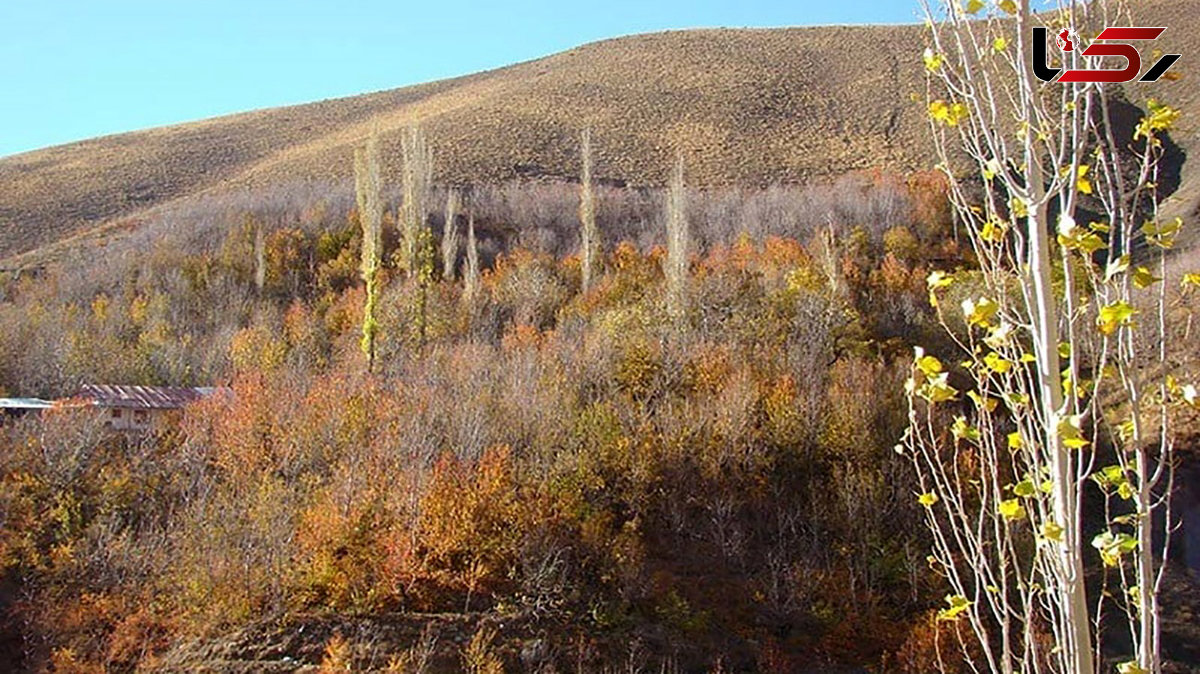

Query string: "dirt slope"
[[0, 0, 1196, 265]]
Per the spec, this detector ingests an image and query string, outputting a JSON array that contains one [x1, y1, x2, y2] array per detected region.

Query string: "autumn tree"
[[401, 125, 436, 349], [903, 2, 1191, 673], [355, 134, 383, 373]]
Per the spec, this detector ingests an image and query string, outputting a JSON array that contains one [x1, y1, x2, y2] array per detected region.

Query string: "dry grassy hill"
[[1, 0, 1197, 266]]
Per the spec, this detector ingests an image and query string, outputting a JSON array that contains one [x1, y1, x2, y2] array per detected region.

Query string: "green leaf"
[[1007, 432, 1023, 450], [918, 492, 939, 507], [992, 36, 1008, 52]]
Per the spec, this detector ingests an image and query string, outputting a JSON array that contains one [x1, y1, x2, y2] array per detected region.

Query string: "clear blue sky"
[[0, 1, 918, 158]]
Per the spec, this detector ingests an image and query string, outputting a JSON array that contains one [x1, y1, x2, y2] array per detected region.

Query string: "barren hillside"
[[0, 0, 1196, 265]]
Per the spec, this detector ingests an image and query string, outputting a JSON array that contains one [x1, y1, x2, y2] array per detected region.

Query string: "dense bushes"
[[0, 172, 968, 671]]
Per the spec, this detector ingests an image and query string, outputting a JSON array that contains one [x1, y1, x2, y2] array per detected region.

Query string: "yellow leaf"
[[1134, 99, 1180, 141], [1041, 521, 1064, 542], [916, 354, 944, 378], [967, 0, 985, 14], [918, 492, 939, 507], [968, 391, 999, 412], [929, 99, 969, 126], [997, 0, 1017, 14], [923, 48, 944, 72], [927, 270, 954, 307], [1132, 267, 1161, 289], [998, 498, 1027, 521], [951, 416, 981, 442], [1097, 301, 1136, 335], [1007, 432, 1023, 450], [980, 219, 1007, 243], [993, 36, 1008, 52], [1117, 661, 1151, 674], [1057, 415, 1090, 449], [1142, 217, 1182, 249], [983, 351, 1012, 374], [1075, 165, 1093, 195], [937, 594, 971, 621], [962, 297, 999, 328]]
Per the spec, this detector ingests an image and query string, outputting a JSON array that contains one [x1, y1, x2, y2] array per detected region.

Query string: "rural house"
[[68, 385, 228, 431]]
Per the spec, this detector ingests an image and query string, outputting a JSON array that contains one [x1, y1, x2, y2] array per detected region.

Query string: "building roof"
[[0, 397, 54, 410], [75, 385, 228, 410]]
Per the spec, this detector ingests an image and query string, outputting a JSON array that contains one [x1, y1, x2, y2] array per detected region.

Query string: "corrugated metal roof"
[[76, 385, 228, 410]]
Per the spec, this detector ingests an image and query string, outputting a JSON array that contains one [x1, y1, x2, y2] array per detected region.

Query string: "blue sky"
[[0, 1, 918, 157]]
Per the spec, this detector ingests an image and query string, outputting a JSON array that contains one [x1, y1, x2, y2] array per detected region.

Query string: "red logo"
[[1056, 29, 1076, 52], [1033, 26, 1180, 83]]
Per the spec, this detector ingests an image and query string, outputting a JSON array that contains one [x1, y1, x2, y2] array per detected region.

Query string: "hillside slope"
[[1, 0, 1197, 264]]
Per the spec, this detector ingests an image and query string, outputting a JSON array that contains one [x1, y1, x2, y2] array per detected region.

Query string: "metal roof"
[[0, 398, 54, 410], [76, 385, 228, 410]]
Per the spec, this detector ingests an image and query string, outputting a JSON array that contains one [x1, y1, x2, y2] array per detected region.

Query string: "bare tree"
[[579, 128, 599, 292], [442, 188, 461, 281], [464, 215, 480, 305], [663, 153, 689, 321], [400, 125, 434, 280], [253, 217, 265, 295]]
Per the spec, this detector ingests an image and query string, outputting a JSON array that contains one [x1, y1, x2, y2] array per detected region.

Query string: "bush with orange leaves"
[[0, 170, 1004, 672]]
